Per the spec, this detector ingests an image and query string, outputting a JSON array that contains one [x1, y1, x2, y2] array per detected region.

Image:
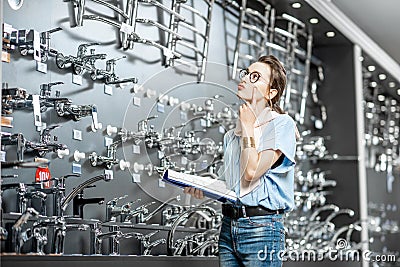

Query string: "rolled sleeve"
[[258, 115, 297, 173]]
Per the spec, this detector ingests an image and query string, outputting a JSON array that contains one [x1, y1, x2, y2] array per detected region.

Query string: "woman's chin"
[[237, 92, 249, 101]]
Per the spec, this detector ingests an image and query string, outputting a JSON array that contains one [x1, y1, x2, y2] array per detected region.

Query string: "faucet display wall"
[[1, 0, 398, 262]]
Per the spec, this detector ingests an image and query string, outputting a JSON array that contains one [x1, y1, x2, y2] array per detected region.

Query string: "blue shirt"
[[218, 114, 296, 212]]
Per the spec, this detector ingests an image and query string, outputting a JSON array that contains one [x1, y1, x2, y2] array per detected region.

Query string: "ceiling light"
[[388, 82, 396, 88], [326, 31, 335, 38], [291, 2, 301, 9], [370, 81, 377, 88], [397, 89, 400, 95], [309, 18, 319, 24], [359, 56, 364, 62], [378, 74, 387, 80], [367, 65, 376, 72], [378, 95, 385, 102]]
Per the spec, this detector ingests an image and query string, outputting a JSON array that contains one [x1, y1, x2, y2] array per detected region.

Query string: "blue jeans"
[[218, 214, 286, 267]]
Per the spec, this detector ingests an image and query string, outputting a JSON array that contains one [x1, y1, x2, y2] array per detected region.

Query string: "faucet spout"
[[138, 195, 180, 223]]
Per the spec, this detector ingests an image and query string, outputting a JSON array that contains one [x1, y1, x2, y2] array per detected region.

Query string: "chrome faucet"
[[137, 195, 180, 223], [167, 206, 216, 255]]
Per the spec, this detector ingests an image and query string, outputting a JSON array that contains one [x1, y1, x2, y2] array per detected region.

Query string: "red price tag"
[[35, 167, 51, 188]]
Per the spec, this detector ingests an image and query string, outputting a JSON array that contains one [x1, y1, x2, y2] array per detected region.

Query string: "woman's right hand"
[[183, 187, 204, 199]]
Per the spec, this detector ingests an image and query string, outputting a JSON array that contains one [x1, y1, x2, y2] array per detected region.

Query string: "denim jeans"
[[218, 214, 286, 267]]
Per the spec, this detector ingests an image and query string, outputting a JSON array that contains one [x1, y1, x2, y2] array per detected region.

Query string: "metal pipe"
[[90, 0, 129, 19]]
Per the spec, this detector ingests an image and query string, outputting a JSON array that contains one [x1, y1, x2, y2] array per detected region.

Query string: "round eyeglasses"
[[239, 69, 263, 83]]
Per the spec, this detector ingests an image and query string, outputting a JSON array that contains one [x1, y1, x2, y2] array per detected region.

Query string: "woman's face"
[[237, 62, 272, 102]]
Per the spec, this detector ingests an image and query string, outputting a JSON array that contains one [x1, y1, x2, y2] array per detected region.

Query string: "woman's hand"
[[183, 187, 204, 199], [239, 89, 257, 134]]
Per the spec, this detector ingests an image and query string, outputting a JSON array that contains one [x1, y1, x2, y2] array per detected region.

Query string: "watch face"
[[8, 0, 24, 10]]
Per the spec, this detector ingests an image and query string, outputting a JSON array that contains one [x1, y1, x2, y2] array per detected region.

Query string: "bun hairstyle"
[[257, 55, 287, 114]]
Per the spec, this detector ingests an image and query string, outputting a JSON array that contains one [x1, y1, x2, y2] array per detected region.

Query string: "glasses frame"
[[239, 69, 268, 84]]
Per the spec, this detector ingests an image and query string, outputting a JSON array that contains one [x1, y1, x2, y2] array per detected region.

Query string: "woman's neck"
[[254, 99, 269, 117]]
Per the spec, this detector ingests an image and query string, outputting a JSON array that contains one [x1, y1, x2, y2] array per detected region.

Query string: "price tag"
[[105, 170, 114, 180], [132, 173, 141, 183], [104, 137, 113, 147], [158, 178, 165, 188], [133, 96, 141, 106], [73, 129, 82, 141], [72, 74, 83, 85], [72, 163, 82, 174], [133, 145, 140, 154], [104, 84, 113, 95], [181, 157, 188, 165], [0, 151, 6, 162], [180, 111, 187, 121], [157, 102, 165, 113], [35, 167, 51, 188], [36, 61, 47, 73]]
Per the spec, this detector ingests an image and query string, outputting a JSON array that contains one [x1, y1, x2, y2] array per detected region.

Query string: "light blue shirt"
[[218, 114, 296, 212]]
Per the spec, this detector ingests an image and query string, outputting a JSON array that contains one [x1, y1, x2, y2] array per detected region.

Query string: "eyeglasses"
[[239, 69, 266, 83]]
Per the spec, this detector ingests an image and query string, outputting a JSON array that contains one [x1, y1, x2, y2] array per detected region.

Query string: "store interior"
[[1, 0, 399, 266]]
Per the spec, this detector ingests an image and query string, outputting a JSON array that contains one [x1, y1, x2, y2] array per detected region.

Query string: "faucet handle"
[[139, 201, 156, 210], [107, 194, 128, 206], [144, 230, 160, 240]]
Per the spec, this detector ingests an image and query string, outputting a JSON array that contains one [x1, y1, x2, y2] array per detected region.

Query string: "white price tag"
[[158, 150, 165, 159], [219, 125, 226, 134], [133, 97, 141, 106], [105, 170, 114, 180], [158, 178, 166, 188], [0, 151, 6, 162], [181, 157, 188, 165], [157, 102, 165, 113], [180, 111, 187, 121], [104, 137, 113, 147], [132, 173, 141, 183], [72, 74, 83, 85], [200, 119, 207, 127], [104, 84, 113, 95], [73, 129, 83, 141], [36, 61, 47, 73], [133, 145, 140, 154]]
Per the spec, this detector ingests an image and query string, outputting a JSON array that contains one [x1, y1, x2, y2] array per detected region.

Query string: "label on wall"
[[35, 167, 51, 188]]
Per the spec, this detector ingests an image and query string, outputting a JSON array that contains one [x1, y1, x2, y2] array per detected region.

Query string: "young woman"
[[184, 55, 297, 266]]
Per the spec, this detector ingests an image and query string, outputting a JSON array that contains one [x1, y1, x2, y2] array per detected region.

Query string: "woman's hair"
[[257, 55, 287, 114]]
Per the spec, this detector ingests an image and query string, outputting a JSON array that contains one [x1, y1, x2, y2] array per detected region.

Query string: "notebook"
[[162, 169, 237, 203]]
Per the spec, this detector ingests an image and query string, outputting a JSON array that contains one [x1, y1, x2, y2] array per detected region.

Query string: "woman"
[[185, 55, 297, 266]]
